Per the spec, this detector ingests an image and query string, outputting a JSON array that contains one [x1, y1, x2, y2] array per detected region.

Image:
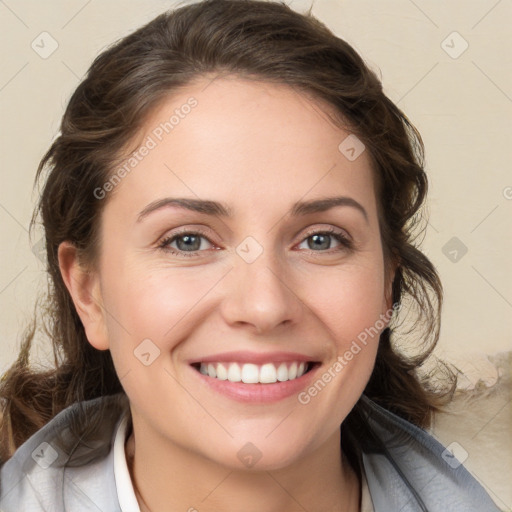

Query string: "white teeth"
[[198, 361, 310, 383], [241, 363, 259, 383], [216, 363, 228, 380], [289, 362, 298, 380], [259, 363, 277, 383], [207, 363, 216, 378], [227, 363, 241, 382], [276, 363, 288, 382]]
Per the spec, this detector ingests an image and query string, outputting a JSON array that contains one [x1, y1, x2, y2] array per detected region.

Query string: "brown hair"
[[0, 0, 455, 468]]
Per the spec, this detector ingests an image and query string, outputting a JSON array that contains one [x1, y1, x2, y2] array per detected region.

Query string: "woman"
[[0, 1, 501, 510]]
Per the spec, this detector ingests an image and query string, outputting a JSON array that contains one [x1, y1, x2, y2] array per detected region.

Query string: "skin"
[[59, 75, 396, 512]]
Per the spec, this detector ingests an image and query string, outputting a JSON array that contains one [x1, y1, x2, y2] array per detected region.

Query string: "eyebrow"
[[137, 196, 369, 223]]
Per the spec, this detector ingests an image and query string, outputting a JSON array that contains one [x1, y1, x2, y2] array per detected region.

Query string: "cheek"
[[98, 267, 208, 392], [101, 264, 219, 350], [299, 259, 386, 346], [295, 264, 385, 422]]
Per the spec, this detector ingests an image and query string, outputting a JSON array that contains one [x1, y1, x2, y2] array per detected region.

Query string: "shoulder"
[[357, 394, 501, 512], [0, 392, 129, 512]]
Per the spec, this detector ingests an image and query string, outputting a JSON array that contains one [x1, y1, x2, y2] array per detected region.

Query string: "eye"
[[158, 230, 216, 258], [157, 226, 353, 258], [296, 227, 353, 253]]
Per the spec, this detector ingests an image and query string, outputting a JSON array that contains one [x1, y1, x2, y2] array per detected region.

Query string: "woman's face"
[[72, 76, 395, 470]]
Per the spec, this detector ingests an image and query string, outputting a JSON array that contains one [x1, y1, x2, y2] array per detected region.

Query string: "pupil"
[[178, 235, 199, 251], [310, 234, 329, 250]]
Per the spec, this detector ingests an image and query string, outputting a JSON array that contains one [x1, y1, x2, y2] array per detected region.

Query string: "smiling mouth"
[[191, 361, 319, 384]]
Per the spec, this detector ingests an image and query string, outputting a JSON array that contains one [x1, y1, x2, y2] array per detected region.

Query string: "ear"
[[58, 241, 110, 351], [382, 255, 400, 323]]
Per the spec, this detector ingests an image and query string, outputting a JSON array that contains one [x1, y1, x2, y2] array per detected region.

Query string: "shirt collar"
[[112, 408, 374, 512], [113, 410, 141, 512]]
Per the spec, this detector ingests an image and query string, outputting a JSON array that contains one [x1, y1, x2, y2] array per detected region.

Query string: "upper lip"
[[188, 351, 320, 365]]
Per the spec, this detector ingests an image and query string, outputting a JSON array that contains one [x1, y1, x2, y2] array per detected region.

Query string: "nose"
[[219, 248, 304, 335]]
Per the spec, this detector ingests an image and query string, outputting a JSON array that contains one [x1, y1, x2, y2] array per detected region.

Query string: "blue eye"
[[158, 231, 214, 257], [158, 227, 353, 258], [297, 227, 353, 253]]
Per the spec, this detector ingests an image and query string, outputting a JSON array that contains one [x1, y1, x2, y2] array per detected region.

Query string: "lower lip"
[[190, 364, 320, 403]]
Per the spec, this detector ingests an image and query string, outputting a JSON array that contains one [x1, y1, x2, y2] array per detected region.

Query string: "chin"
[[198, 435, 313, 472]]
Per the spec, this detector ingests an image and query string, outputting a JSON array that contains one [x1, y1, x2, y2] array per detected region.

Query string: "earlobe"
[[58, 241, 110, 351]]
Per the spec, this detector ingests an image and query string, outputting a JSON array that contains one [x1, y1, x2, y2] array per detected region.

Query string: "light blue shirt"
[[0, 392, 501, 511]]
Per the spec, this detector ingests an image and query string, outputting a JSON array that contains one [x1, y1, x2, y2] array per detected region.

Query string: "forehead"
[[104, 76, 377, 222]]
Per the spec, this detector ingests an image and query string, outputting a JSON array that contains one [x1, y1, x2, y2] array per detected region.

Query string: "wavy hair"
[[0, 0, 456, 469]]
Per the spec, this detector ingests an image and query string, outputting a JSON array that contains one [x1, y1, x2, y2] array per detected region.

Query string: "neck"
[[125, 419, 361, 512]]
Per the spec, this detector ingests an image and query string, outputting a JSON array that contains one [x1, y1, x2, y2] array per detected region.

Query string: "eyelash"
[[157, 227, 353, 258]]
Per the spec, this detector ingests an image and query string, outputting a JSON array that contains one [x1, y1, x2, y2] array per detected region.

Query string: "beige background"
[[0, 0, 511, 509]]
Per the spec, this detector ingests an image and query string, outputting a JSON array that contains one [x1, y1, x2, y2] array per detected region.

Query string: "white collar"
[[113, 411, 141, 512], [113, 410, 374, 512]]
